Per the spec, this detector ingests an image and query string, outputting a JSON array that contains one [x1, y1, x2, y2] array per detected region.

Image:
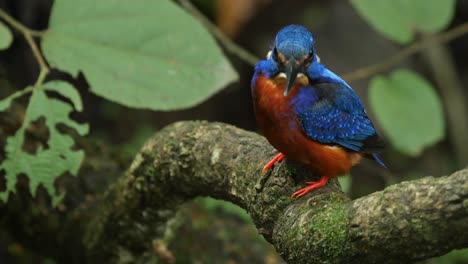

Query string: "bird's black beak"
[[284, 61, 300, 96]]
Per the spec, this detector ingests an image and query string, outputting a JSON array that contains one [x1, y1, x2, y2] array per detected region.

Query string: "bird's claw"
[[290, 176, 330, 199], [262, 153, 285, 174]]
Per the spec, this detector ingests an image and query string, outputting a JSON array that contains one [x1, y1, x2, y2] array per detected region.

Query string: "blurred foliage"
[[216, 0, 272, 38], [119, 125, 155, 160], [351, 0, 455, 159], [369, 70, 445, 156], [351, 0, 456, 44], [337, 174, 352, 194], [429, 249, 468, 264], [166, 198, 284, 264], [192, 0, 216, 20], [0, 21, 12, 50], [196, 197, 253, 224]]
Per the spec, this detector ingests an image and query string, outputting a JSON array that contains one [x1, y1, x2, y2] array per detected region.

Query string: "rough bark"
[[83, 121, 468, 263]]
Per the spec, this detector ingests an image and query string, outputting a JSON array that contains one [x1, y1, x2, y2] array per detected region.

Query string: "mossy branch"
[[83, 121, 468, 263]]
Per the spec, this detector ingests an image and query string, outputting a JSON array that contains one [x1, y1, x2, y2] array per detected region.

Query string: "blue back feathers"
[[292, 82, 377, 152]]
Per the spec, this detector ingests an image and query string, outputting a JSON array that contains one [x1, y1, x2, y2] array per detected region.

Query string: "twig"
[[342, 21, 468, 82], [0, 8, 49, 87], [420, 37, 468, 166], [4, 86, 34, 98], [177, 0, 260, 66], [178, 1, 468, 81], [0, 9, 44, 37]]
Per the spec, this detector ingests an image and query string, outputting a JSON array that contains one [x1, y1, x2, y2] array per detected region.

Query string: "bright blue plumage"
[[251, 25, 386, 198], [253, 25, 384, 154], [275, 25, 314, 60], [294, 90, 376, 152], [291, 69, 377, 152]]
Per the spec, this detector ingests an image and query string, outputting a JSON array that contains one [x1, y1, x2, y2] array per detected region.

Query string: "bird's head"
[[267, 25, 317, 96]]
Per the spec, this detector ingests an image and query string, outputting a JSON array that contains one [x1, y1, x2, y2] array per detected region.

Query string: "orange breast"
[[252, 74, 362, 177]]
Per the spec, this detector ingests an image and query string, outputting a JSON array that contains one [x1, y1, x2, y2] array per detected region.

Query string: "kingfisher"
[[251, 25, 385, 198]]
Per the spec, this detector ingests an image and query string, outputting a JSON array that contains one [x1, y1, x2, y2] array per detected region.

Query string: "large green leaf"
[[0, 82, 88, 205], [0, 21, 13, 50], [369, 69, 445, 156], [351, 0, 455, 44], [42, 0, 238, 110]]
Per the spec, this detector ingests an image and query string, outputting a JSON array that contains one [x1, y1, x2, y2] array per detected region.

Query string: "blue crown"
[[275, 25, 314, 60]]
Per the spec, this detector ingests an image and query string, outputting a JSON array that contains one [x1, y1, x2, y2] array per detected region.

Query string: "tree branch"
[[341, 21, 468, 83], [83, 121, 468, 263], [177, 0, 259, 66]]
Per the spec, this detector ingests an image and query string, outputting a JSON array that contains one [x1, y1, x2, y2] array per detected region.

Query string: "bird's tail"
[[370, 153, 387, 169]]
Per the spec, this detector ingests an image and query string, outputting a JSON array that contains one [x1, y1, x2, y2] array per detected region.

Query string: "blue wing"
[[294, 81, 383, 152]]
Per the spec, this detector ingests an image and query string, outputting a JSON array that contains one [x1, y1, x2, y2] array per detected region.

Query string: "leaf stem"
[[177, 0, 260, 66], [0, 8, 49, 87], [342, 21, 468, 82], [177, 1, 468, 83], [1, 86, 34, 101], [0, 9, 45, 37]]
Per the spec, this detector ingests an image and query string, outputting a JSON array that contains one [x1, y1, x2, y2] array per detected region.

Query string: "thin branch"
[[0, 86, 34, 102], [177, 0, 260, 66], [420, 37, 468, 167], [23, 33, 49, 87], [0, 8, 45, 37], [0, 8, 49, 87], [178, 1, 468, 82], [342, 21, 468, 82]]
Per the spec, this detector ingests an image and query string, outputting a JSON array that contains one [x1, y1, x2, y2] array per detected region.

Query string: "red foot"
[[290, 176, 331, 199], [262, 153, 285, 174]]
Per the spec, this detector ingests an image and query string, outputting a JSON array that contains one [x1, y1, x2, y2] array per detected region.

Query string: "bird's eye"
[[272, 47, 279, 62], [305, 50, 314, 65]]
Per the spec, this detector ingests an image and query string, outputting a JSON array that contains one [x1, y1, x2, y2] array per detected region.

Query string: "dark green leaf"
[[0, 21, 13, 50], [351, 0, 455, 44]]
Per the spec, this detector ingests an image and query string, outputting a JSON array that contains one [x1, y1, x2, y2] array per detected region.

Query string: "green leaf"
[[410, 0, 456, 33], [351, 0, 455, 44], [0, 89, 29, 112], [0, 84, 88, 205], [0, 97, 12, 111], [338, 174, 352, 194], [44, 80, 83, 111], [196, 197, 253, 224], [42, 0, 238, 111], [369, 69, 445, 156], [436, 248, 468, 264], [0, 21, 13, 50]]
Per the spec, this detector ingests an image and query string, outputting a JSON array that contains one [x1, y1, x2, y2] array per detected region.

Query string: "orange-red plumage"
[[253, 74, 362, 179]]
